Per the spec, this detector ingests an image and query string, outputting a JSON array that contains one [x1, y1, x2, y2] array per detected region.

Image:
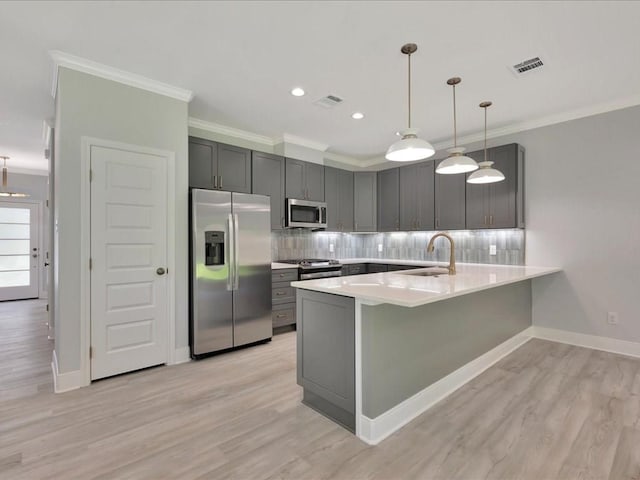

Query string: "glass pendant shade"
[[386, 128, 435, 162], [436, 147, 478, 174], [467, 161, 505, 184], [0, 157, 30, 198]]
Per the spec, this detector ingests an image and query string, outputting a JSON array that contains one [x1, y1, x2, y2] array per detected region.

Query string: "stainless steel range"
[[279, 259, 342, 280]]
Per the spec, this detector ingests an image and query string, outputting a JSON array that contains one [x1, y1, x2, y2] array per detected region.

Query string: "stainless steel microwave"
[[286, 199, 327, 229]]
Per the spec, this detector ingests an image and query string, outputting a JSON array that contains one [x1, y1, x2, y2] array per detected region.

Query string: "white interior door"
[[90, 144, 168, 380], [0, 201, 39, 301]]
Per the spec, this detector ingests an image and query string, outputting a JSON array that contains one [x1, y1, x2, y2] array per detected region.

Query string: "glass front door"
[[0, 202, 39, 301]]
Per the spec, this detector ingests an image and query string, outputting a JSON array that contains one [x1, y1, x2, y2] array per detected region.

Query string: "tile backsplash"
[[272, 229, 525, 265]]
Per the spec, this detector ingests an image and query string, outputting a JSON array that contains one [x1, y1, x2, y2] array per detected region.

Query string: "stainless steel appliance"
[[279, 259, 342, 280], [190, 189, 272, 358], [286, 199, 327, 229]]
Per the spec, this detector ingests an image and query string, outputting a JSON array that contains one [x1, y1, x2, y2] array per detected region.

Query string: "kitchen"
[[1, 1, 640, 479]]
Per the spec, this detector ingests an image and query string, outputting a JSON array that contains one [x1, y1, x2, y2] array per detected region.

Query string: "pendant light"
[[0, 156, 29, 198], [467, 102, 505, 184], [385, 43, 435, 162], [436, 77, 479, 174]]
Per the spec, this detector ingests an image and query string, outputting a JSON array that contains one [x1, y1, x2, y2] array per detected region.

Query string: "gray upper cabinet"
[[377, 168, 400, 232], [188, 137, 251, 193], [325, 167, 354, 232], [354, 172, 377, 232], [285, 158, 325, 201], [217, 144, 252, 193], [465, 143, 524, 229], [435, 168, 466, 230], [252, 151, 285, 230], [188, 137, 217, 189], [399, 162, 435, 231]]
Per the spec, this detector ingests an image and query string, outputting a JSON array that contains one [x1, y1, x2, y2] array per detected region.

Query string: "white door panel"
[[0, 201, 39, 301], [90, 145, 168, 380]]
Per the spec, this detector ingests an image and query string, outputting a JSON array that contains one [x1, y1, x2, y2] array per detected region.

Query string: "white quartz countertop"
[[291, 263, 561, 308], [271, 262, 297, 270]]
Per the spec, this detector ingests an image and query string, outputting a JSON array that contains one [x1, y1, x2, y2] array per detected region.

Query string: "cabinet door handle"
[[484, 215, 488, 226], [213, 175, 217, 189], [355, 222, 358, 230], [275, 291, 286, 296], [278, 273, 285, 278], [219, 176, 222, 190], [436, 218, 440, 228], [490, 214, 494, 226], [281, 217, 285, 228], [275, 314, 286, 319]]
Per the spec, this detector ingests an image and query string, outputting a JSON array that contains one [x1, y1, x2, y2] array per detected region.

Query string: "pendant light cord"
[[453, 84, 457, 148], [484, 106, 488, 162], [407, 52, 412, 129]]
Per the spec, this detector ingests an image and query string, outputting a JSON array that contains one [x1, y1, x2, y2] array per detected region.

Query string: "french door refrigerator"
[[190, 188, 272, 358]]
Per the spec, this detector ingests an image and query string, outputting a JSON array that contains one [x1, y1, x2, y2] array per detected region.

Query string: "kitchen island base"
[[296, 280, 533, 444]]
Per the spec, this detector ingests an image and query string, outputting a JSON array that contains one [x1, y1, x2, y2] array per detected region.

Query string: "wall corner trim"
[[358, 327, 534, 445], [49, 50, 194, 102], [172, 347, 192, 365], [530, 326, 640, 359], [51, 350, 84, 393]]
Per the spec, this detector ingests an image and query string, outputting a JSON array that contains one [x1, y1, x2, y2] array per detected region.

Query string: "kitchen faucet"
[[427, 232, 456, 275]]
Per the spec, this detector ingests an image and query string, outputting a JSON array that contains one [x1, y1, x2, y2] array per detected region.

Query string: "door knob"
[[156, 267, 166, 275], [44, 262, 50, 266]]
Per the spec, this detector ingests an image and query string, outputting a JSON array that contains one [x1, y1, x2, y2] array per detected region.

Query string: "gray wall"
[[448, 105, 640, 343], [54, 68, 189, 374], [272, 229, 525, 266]]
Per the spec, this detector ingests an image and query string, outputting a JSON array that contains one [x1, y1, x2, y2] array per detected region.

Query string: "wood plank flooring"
[[1, 300, 640, 479]]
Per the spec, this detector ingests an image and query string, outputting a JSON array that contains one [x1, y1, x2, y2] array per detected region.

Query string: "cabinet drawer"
[[343, 264, 367, 276], [272, 305, 296, 328], [272, 269, 298, 283], [272, 285, 295, 304], [367, 264, 388, 273]]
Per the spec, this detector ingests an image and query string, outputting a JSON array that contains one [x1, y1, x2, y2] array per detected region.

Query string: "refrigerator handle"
[[233, 213, 240, 290], [227, 213, 234, 291]]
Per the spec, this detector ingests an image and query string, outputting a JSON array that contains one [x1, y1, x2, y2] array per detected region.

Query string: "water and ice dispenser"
[[204, 231, 225, 266]]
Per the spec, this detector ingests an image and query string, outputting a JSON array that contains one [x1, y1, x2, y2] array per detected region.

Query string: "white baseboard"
[[358, 327, 534, 445], [172, 346, 191, 365], [51, 351, 84, 393], [531, 326, 640, 359]]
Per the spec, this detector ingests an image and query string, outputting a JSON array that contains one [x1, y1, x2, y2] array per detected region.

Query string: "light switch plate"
[[329, 243, 335, 253], [489, 245, 497, 256], [378, 243, 383, 253]]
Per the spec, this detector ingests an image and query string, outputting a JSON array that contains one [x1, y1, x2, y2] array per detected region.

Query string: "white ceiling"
[[2, 1, 640, 172]]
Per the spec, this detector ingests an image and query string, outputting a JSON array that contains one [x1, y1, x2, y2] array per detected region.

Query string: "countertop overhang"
[[291, 263, 561, 308]]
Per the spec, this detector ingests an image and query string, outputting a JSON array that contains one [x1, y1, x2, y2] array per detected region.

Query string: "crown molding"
[[277, 133, 329, 152], [188, 118, 275, 146], [49, 50, 194, 102]]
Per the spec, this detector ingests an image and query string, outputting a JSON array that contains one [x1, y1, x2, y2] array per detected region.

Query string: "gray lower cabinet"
[[252, 152, 285, 230], [272, 269, 298, 330], [367, 264, 388, 273], [285, 158, 325, 201], [342, 263, 367, 276], [188, 137, 251, 193], [377, 168, 400, 231], [325, 167, 354, 232], [435, 168, 466, 230], [399, 162, 435, 231], [466, 143, 524, 229], [297, 289, 355, 432], [354, 172, 377, 232]]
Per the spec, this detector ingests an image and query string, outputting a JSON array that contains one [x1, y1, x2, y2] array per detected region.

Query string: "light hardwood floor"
[[1, 300, 640, 479]]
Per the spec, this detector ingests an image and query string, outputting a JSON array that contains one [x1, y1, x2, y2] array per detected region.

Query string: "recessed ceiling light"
[[290, 87, 305, 97], [351, 112, 364, 120]]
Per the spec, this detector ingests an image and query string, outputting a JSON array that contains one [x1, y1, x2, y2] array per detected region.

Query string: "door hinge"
[[89, 170, 93, 182], [89, 258, 92, 270], [45, 199, 49, 208], [46, 304, 49, 312]]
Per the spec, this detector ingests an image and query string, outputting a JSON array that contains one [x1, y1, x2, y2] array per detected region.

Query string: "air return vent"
[[313, 94, 344, 108], [511, 56, 544, 76]]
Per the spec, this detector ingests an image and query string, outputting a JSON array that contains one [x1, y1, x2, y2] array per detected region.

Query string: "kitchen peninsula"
[[292, 263, 560, 445]]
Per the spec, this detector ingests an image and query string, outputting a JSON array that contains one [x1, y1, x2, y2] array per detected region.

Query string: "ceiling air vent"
[[313, 94, 344, 108], [510, 56, 544, 76]]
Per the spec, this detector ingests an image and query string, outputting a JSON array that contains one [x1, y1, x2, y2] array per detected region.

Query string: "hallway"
[[0, 299, 52, 401]]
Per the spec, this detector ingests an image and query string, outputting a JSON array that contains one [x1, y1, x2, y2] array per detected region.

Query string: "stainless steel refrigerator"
[[190, 189, 272, 357]]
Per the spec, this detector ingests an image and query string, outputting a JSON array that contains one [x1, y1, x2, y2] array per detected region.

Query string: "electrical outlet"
[[489, 245, 497, 256], [329, 243, 334, 253], [607, 312, 619, 325], [378, 243, 383, 253]]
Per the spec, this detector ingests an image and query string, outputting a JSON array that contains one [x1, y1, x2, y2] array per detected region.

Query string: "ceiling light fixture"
[[290, 87, 305, 97], [0, 156, 29, 198], [467, 102, 505, 184], [436, 77, 479, 174], [385, 43, 434, 162], [351, 112, 364, 120]]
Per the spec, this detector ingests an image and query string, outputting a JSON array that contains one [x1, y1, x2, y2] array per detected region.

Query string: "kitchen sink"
[[394, 267, 450, 277]]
